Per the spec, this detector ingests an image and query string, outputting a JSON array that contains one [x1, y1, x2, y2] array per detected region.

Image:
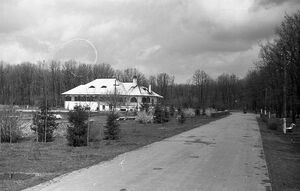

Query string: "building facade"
[[62, 77, 163, 111]]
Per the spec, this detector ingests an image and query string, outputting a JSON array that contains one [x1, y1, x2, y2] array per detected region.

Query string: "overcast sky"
[[1, 0, 300, 82]]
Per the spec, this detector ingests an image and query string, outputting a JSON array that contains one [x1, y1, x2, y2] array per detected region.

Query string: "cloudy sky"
[[1, 0, 300, 82]]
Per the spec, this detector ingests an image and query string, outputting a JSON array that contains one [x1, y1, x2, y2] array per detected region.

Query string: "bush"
[[177, 111, 186, 124], [183, 108, 195, 118], [153, 105, 169, 123], [211, 110, 230, 117], [169, 105, 175, 117], [66, 106, 88, 146], [104, 111, 120, 140], [31, 104, 57, 142], [267, 118, 280, 130], [0, 109, 21, 142], [164, 108, 170, 122], [205, 108, 216, 117], [136, 111, 153, 124], [261, 114, 268, 122], [140, 103, 150, 112], [195, 108, 200, 116]]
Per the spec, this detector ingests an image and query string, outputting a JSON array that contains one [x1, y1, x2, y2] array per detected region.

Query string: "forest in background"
[[0, 11, 299, 120], [0, 60, 243, 110]]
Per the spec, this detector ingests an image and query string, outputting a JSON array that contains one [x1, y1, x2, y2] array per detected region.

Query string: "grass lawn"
[[257, 117, 300, 191], [0, 114, 227, 191]]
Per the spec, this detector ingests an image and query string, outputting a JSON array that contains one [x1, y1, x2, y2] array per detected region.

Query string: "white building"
[[62, 77, 163, 111]]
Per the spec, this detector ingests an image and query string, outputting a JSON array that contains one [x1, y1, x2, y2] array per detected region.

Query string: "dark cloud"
[[1, 0, 300, 82], [252, 0, 300, 9]]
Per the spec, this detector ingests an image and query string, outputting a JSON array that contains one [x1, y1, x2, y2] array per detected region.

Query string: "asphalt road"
[[24, 112, 272, 191]]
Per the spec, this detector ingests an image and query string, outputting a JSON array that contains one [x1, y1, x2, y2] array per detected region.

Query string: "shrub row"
[[211, 110, 230, 117], [136, 111, 153, 124], [261, 115, 281, 130]]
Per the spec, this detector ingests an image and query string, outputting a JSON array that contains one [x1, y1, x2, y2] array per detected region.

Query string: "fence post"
[[0, 120, 2, 144], [283, 118, 286, 134]]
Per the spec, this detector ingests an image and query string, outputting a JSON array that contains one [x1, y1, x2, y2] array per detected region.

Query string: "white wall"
[[64, 101, 111, 111], [64, 96, 159, 111]]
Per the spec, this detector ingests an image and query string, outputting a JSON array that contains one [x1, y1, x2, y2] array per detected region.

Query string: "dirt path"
[[24, 112, 271, 191]]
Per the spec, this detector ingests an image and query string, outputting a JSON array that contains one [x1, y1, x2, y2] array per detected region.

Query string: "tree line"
[[244, 11, 300, 122], [0, 60, 243, 111]]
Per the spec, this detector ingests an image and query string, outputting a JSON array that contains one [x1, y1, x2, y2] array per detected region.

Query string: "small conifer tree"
[[169, 105, 175, 117], [104, 111, 120, 140], [66, 106, 88, 146], [154, 105, 169, 123], [154, 104, 163, 123], [164, 107, 170, 122], [32, 103, 58, 142], [177, 108, 186, 124]]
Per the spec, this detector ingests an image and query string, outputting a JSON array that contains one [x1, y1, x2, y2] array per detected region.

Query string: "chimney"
[[132, 76, 137, 86], [149, 84, 152, 93]]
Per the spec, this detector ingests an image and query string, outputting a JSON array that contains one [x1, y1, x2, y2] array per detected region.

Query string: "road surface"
[[25, 112, 272, 191]]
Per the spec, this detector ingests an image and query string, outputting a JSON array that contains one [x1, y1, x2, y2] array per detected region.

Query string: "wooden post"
[[9, 118, 12, 144], [87, 112, 90, 146], [43, 60, 47, 142], [264, 87, 267, 115], [0, 119, 2, 144]]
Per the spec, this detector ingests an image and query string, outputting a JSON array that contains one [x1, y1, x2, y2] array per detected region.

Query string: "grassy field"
[[0, 114, 227, 191], [257, 117, 300, 191]]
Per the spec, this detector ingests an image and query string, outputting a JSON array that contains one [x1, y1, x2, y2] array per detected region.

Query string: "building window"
[[102, 105, 105, 110], [89, 85, 95, 88], [117, 97, 124, 103], [101, 85, 107, 88], [75, 96, 80, 101], [87, 96, 95, 101], [65, 96, 71, 101], [142, 97, 150, 103], [130, 97, 137, 103]]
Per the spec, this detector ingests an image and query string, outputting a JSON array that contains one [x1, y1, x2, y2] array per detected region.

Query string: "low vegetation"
[[267, 118, 280, 130], [136, 111, 153, 124], [177, 111, 186, 124], [0, 111, 228, 191], [258, 117, 300, 191]]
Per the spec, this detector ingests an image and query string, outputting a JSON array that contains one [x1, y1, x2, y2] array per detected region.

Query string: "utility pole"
[[43, 60, 47, 142], [45, 98, 47, 142], [86, 89, 90, 146]]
